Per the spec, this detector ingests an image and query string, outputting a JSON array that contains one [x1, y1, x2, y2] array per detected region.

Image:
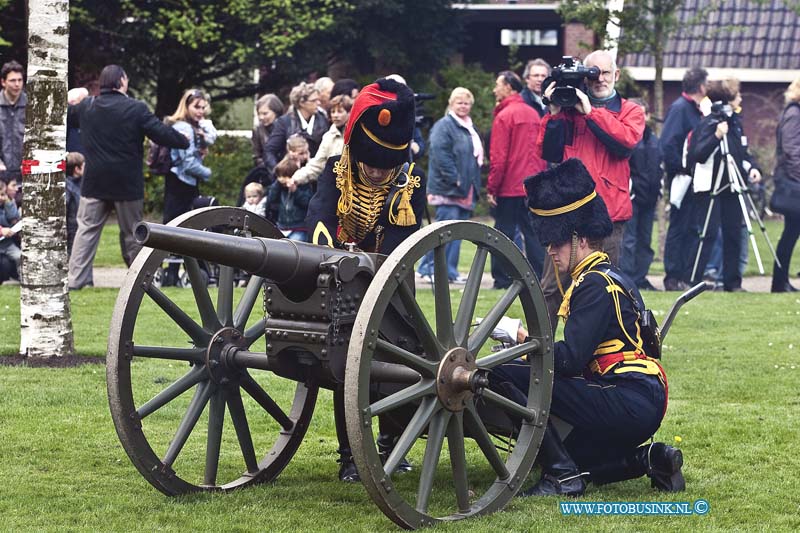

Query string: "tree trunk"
[[155, 49, 183, 119], [20, 0, 74, 358]]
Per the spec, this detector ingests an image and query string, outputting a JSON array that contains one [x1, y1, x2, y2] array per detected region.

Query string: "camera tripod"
[[690, 132, 781, 283]]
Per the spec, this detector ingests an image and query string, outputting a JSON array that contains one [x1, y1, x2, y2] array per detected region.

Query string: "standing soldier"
[[306, 77, 426, 481]]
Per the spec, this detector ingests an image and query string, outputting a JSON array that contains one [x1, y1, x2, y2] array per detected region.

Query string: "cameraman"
[[537, 50, 645, 330], [686, 78, 760, 292]]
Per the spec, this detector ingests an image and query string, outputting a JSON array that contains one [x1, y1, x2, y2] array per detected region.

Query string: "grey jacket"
[[776, 102, 800, 183], [0, 90, 27, 181]]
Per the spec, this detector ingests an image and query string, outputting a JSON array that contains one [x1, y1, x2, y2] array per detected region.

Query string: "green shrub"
[[426, 63, 497, 136], [143, 135, 254, 216]]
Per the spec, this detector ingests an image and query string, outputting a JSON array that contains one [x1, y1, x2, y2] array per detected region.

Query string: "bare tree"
[[20, 0, 74, 357]]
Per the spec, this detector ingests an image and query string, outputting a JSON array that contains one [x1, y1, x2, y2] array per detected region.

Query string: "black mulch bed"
[[0, 355, 105, 368]]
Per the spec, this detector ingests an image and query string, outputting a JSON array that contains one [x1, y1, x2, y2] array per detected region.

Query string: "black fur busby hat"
[[524, 158, 613, 246], [344, 77, 415, 168]]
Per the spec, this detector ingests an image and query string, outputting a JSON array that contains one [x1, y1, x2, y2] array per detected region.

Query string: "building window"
[[500, 29, 558, 47]]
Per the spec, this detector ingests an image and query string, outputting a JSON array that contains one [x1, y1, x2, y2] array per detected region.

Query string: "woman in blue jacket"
[[417, 87, 484, 283]]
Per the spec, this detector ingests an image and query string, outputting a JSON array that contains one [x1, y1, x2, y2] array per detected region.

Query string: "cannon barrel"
[[134, 222, 364, 287]]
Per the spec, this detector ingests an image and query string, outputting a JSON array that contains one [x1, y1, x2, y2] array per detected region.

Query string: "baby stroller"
[[154, 196, 257, 289]]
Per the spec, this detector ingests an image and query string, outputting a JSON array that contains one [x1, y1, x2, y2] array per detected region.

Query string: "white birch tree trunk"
[[20, 0, 74, 357]]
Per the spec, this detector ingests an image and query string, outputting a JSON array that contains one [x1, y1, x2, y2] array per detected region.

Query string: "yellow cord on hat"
[[360, 122, 410, 151], [530, 191, 596, 216]]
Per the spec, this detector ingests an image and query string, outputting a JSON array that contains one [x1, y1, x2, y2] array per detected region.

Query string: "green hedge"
[[143, 135, 254, 216]]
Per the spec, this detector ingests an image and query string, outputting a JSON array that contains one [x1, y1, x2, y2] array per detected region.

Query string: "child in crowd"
[[267, 157, 313, 241], [242, 182, 267, 218], [65, 152, 85, 257], [6, 178, 19, 207], [0, 179, 21, 282], [285, 134, 311, 169]]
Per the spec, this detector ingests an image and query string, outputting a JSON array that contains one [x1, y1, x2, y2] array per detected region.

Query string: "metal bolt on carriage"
[[106, 206, 555, 529]]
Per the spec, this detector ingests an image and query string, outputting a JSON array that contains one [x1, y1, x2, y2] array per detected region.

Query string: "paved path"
[[88, 266, 776, 293]]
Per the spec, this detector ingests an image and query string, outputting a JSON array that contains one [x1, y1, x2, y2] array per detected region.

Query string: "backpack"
[[146, 140, 172, 175]]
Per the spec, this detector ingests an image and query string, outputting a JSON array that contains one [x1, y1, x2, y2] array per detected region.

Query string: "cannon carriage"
[[107, 206, 554, 529]]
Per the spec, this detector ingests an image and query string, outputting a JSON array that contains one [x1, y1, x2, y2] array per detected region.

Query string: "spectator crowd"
[[2, 56, 800, 295]]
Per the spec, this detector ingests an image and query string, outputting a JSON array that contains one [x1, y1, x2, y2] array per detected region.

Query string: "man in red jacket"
[[537, 50, 645, 330], [488, 71, 547, 287]]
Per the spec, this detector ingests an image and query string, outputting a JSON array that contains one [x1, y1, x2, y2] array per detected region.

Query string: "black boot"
[[337, 448, 360, 483], [377, 432, 412, 473], [590, 443, 684, 492], [333, 387, 359, 482], [519, 422, 586, 497], [641, 442, 685, 492], [771, 280, 799, 293]]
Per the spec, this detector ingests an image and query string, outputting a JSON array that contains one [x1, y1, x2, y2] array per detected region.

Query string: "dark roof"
[[622, 0, 800, 70]]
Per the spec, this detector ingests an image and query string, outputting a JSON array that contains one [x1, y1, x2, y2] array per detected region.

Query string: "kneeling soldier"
[[490, 158, 684, 496]]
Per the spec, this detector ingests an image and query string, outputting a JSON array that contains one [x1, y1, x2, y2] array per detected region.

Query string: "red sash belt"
[[591, 352, 669, 415]]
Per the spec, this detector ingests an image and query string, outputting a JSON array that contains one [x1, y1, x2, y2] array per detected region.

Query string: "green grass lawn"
[[93, 223, 128, 268], [1, 283, 799, 531]]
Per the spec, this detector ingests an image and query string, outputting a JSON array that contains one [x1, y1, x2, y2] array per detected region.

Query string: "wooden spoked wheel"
[[107, 207, 318, 495], [345, 221, 554, 529]]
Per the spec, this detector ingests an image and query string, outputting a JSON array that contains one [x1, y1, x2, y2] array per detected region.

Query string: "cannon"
[[107, 206, 554, 529]]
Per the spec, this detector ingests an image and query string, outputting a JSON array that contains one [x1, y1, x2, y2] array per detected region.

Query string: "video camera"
[[709, 101, 734, 119], [543, 56, 600, 108], [414, 92, 435, 129]]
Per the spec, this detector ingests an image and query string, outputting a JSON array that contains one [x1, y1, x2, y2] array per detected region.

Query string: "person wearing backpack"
[[620, 99, 662, 291], [67, 65, 189, 290]]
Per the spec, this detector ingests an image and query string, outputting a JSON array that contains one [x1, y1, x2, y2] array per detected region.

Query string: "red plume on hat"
[[344, 77, 415, 168]]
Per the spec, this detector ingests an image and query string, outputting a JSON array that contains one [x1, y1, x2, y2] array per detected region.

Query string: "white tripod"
[[691, 132, 780, 283]]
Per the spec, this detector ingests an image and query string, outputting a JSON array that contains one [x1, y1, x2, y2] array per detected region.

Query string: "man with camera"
[[537, 50, 645, 329], [686, 78, 761, 292]]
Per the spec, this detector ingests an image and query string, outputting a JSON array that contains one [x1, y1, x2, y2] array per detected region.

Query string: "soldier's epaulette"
[[575, 268, 604, 286], [576, 269, 615, 291]]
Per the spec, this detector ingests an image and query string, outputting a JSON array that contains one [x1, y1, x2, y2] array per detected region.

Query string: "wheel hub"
[[436, 347, 485, 412], [206, 327, 248, 383]]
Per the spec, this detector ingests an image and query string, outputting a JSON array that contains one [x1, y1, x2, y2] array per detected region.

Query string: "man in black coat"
[[661, 67, 708, 291], [67, 64, 189, 289], [620, 99, 662, 291]]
